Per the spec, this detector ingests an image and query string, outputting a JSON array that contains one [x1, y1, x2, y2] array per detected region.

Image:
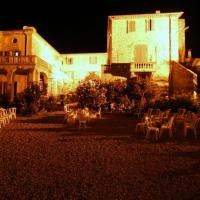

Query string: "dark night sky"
[[1, 0, 199, 57]]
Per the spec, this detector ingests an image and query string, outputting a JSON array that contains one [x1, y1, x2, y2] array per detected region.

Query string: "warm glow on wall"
[[62, 53, 107, 83], [32, 33, 61, 68], [0, 11, 186, 99], [53, 69, 66, 80], [109, 12, 183, 82]]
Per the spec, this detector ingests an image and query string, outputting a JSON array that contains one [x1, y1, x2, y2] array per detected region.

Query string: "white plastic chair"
[[135, 116, 148, 135], [77, 113, 87, 129], [159, 115, 175, 139], [145, 117, 160, 141], [96, 107, 101, 118], [184, 116, 200, 139], [77, 109, 89, 129]]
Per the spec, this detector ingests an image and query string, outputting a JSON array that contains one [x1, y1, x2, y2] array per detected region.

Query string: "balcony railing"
[[0, 56, 36, 65], [131, 62, 155, 72]]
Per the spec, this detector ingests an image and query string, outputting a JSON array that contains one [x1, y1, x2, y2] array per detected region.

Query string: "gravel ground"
[[1, 111, 200, 200]]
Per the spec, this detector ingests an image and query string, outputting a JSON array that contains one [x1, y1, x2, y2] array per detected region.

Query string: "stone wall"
[[170, 61, 197, 93]]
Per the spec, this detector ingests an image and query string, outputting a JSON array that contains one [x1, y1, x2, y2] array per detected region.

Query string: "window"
[[12, 51, 21, 56], [127, 20, 136, 32], [145, 19, 154, 31], [0, 51, 3, 56], [12, 38, 18, 43], [66, 57, 73, 64], [4, 51, 10, 56], [89, 56, 97, 64]]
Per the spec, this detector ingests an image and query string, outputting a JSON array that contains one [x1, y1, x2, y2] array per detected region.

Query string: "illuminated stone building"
[[0, 26, 66, 100], [0, 11, 196, 101], [62, 53, 107, 90], [104, 11, 186, 85], [0, 26, 107, 100]]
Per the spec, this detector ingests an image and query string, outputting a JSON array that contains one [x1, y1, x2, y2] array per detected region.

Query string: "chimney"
[[23, 26, 37, 32], [155, 10, 161, 14]]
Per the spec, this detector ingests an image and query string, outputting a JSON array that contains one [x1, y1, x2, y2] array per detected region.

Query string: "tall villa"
[[105, 11, 186, 83], [0, 11, 196, 101]]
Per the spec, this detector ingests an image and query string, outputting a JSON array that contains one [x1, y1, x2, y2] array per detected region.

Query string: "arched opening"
[[0, 69, 8, 95], [39, 72, 48, 95], [14, 69, 29, 99]]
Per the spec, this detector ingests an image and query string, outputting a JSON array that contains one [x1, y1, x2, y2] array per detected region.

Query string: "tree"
[[126, 78, 155, 106], [76, 73, 107, 109]]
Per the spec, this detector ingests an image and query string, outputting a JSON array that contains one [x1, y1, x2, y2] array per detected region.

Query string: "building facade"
[[0, 26, 65, 100], [0, 11, 191, 101], [104, 11, 186, 85], [62, 53, 107, 90]]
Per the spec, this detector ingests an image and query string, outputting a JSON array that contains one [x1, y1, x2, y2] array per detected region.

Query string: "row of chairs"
[[136, 115, 174, 141], [0, 107, 17, 128], [136, 108, 200, 141]]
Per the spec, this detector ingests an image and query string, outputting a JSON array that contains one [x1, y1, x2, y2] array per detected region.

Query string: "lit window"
[[145, 19, 154, 31], [89, 56, 97, 64], [66, 57, 73, 64], [127, 21, 136, 32], [12, 51, 21, 56]]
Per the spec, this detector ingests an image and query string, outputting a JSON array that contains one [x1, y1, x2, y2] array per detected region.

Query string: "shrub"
[[21, 83, 41, 115], [76, 74, 107, 109], [154, 95, 198, 113], [0, 94, 10, 108], [21, 102, 39, 116], [45, 96, 58, 112], [23, 84, 41, 106]]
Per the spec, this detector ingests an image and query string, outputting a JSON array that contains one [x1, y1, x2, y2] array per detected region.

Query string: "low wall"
[[170, 61, 197, 93]]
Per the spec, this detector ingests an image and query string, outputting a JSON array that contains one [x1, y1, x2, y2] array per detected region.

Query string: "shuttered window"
[[127, 20, 136, 32], [66, 57, 73, 64], [145, 19, 154, 31]]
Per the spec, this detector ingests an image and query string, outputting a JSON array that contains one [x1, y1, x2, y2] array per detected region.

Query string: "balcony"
[[131, 62, 155, 72], [103, 63, 131, 78], [0, 56, 36, 65], [103, 62, 156, 78]]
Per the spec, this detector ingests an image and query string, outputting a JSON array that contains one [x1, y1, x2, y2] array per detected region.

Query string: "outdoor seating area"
[[62, 102, 200, 141], [64, 106, 102, 129], [1, 109, 200, 200], [0, 107, 16, 129], [135, 108, 200, 141], [0, 76, 200, 200]]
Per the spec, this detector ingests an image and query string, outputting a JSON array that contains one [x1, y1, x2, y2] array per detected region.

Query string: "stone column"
[[48, 78, 57, 96], [6, 69, 15, 101], [28, 69, 36, 84], [35, 69, 40, 83]]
